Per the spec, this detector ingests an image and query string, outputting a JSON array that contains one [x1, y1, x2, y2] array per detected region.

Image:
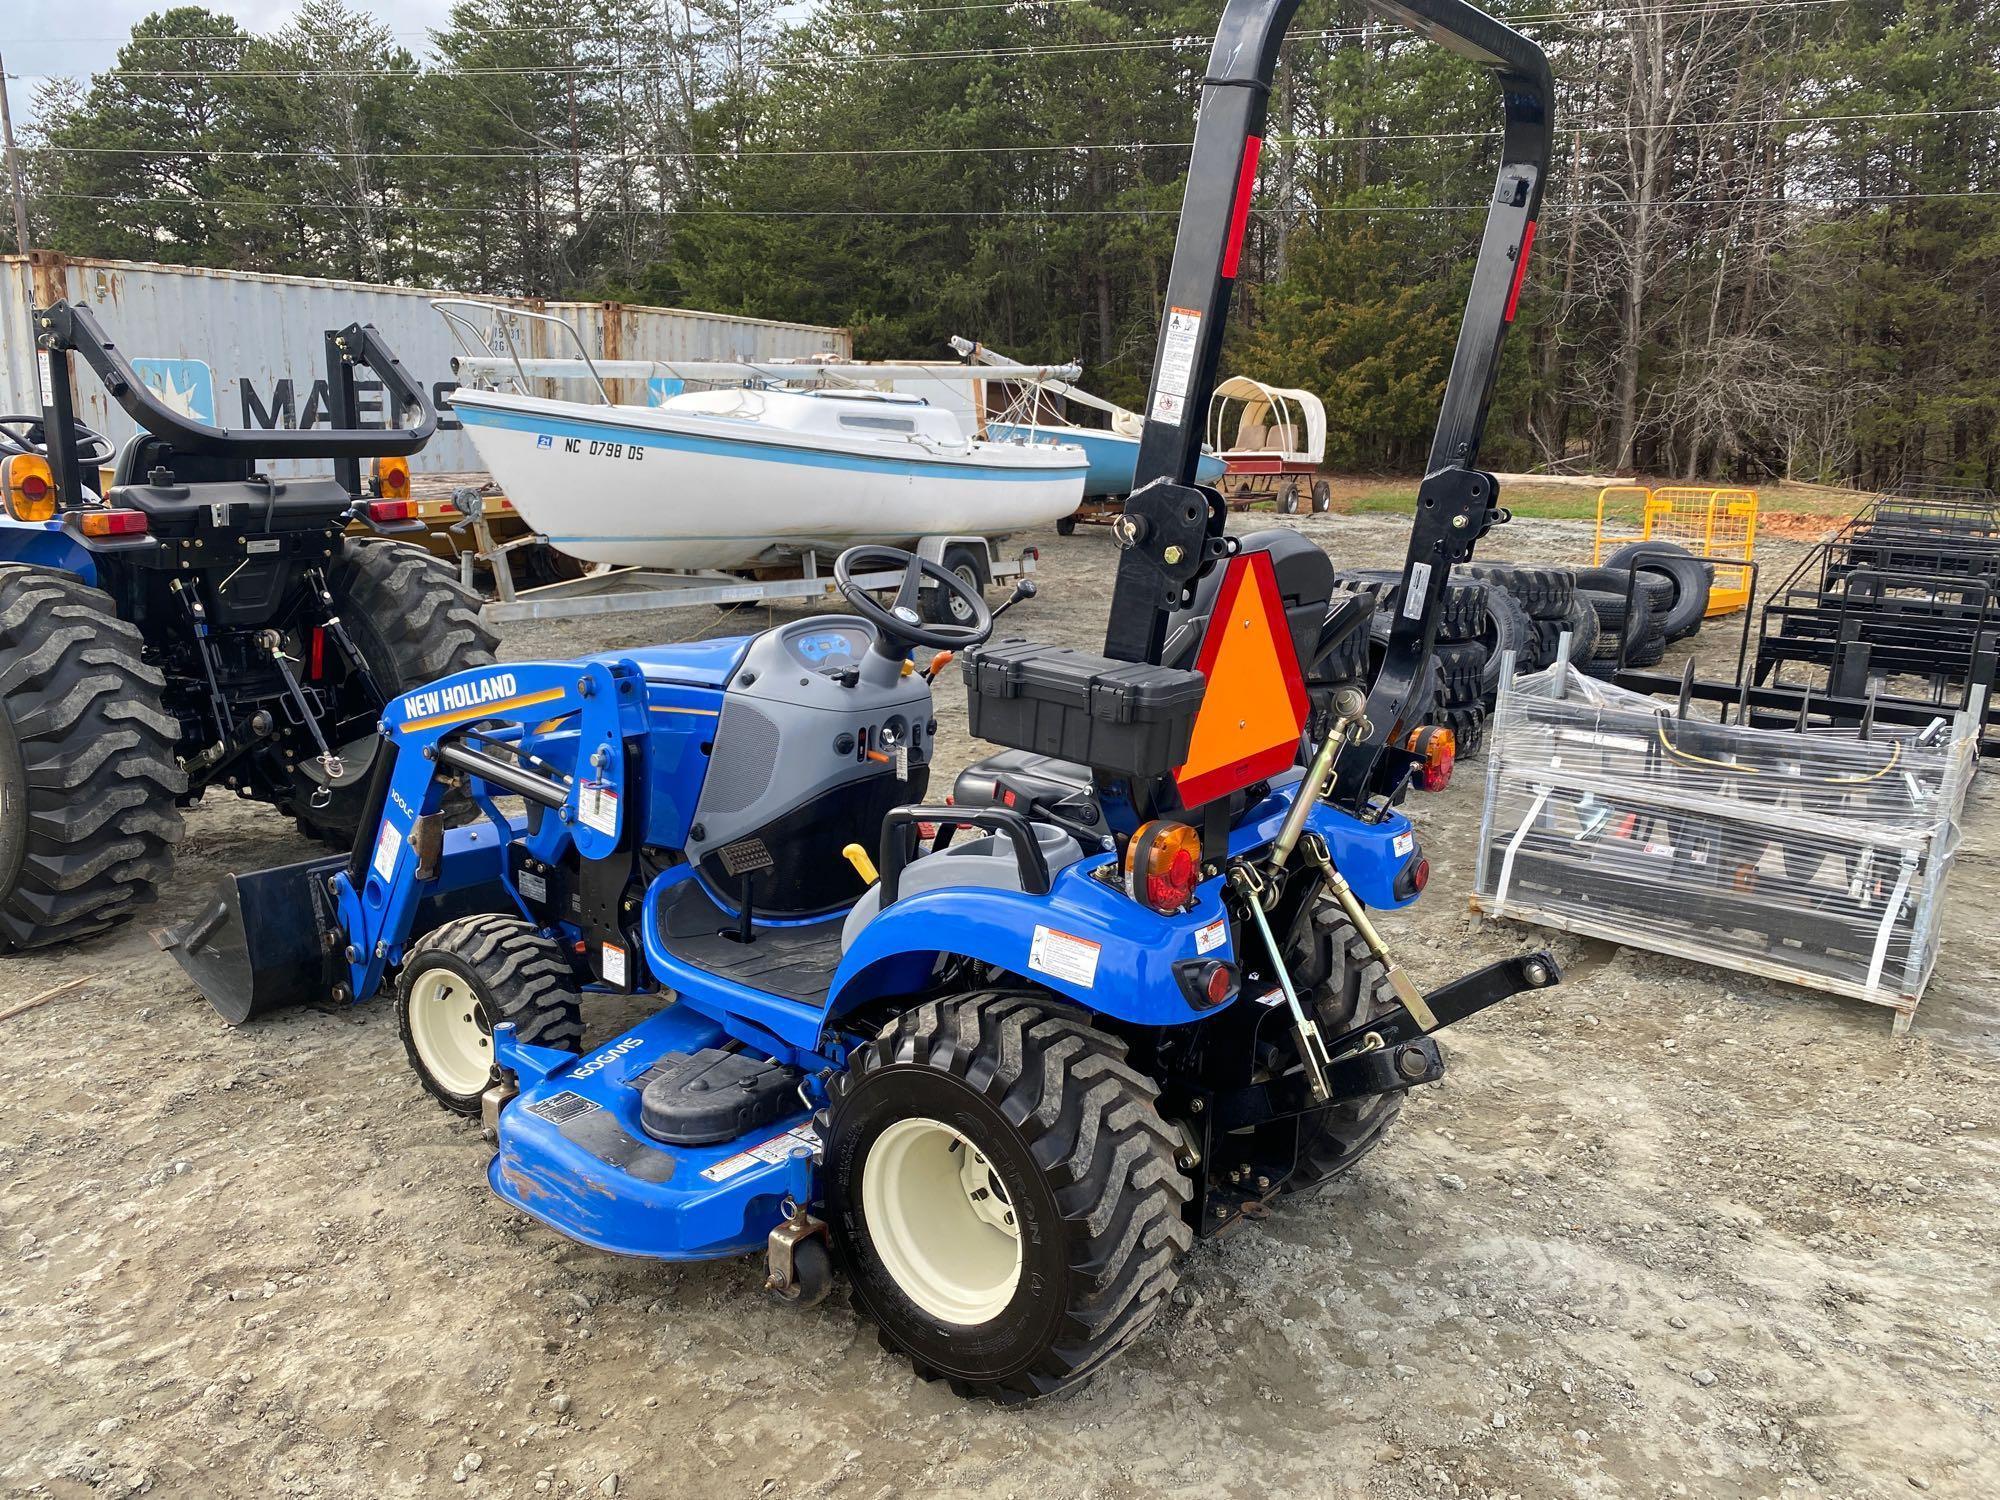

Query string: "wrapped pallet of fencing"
[[1471, 661, 1979, 1035]]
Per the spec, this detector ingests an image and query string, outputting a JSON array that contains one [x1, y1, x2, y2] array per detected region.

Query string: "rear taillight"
[[1126, 820, 1202, 914], [1406, 725, 1456, 792], [1394, 854, 1430, 902], [78, 508, 148, 538], [1175, 957, 1239, 1010], [366, 499, 417, 524]]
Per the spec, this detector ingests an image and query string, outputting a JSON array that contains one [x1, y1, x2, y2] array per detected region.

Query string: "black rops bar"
[[34, 299, 438, 461], [1104, 0, 1552, 809]]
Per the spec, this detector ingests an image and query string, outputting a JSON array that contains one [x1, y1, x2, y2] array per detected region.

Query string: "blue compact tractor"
[[0, 307, 493, 950], [164, 0, 1558, 1402]]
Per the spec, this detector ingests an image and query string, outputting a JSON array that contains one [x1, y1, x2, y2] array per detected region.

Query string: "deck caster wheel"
[[398, 915, 585, 1117], [770, 1234, 834, 1309]]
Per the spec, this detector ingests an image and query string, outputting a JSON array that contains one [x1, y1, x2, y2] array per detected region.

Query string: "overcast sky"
[[2, 0, 462, 128]]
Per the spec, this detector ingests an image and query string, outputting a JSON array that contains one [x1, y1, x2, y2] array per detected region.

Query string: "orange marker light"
[[372, 455, 412, 500], [1126, 820, 1202, 915], [2, 453, 56, 522], [1405, 725, 1456, 793]]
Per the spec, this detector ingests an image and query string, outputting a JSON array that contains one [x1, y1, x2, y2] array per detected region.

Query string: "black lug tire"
[[1441, 701, 1488, 758], [825, 993, 1193, 1404], [0, 566, 185, 951], [515, 541, 589, 591], [1466, 581, 1532, 695], [397, 914, 585, 1117], [1556, 585, 1601, 666], [1306, 591, 1373, 685], [922, 544, 989, 627], [291, 539, 498, 847], [1602, 540, 1710, 640], [1282, 903, 1406, 1190], [1431, 639, 1489, 707], [1458, 562, 1571, 623]]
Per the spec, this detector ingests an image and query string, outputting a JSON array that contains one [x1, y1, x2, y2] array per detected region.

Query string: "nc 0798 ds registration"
[[560, 436, 645, 461]]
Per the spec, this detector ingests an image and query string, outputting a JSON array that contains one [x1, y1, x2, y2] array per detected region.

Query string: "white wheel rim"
[[407, 968, 494, 1098], [862, 1116, 1023, 1325]]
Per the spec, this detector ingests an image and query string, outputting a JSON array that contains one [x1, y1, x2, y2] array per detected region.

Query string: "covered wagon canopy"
[[1208, 375, 1327, 465]]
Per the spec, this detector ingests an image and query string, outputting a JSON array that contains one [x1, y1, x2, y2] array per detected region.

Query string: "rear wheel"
[[397, 914, 585, 1116], [1311, 479, 1333, 514], [825, 992, 1193, 1403], [0, 566, 184, 950], [291, 539, 498, 846], [1055, 514, 1078, 537], [1276, 479, 1301, 515], [1281, 901, 1406, 1190]]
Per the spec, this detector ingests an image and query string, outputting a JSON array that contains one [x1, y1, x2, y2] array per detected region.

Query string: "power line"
[[1, 0, 1853, 83], [35, 188, 2000, 218], [19, 105, 1994, 164]]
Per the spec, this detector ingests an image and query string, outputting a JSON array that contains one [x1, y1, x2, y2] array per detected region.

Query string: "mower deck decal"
[[401, 686, 568, 734]]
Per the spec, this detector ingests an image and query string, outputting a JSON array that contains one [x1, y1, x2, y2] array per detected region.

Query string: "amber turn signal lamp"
[[1406, 724, 1456, 793], [1126, 819, 1202, 914], [372, 455, 412, 500], [2, 454, 56, 522], [77, 509, 148, 538]]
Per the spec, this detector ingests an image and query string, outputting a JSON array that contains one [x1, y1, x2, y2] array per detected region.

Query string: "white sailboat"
[[436, 301, 1088, 572]]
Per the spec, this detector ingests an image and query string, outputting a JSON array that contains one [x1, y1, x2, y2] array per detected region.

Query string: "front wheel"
[[397, 915, 585, 1116], [824, 993, 1193, 1403], [1311, 479, 1333, 514], [1276, 479, 1300, 515]]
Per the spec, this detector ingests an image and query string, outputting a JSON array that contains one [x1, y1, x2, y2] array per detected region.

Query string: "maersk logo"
[[401, 671, 520, 722], [536, 434, 554, 448]]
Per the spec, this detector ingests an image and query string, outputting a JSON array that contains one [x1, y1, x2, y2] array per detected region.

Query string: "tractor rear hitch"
[[1325, 949, 1563, 1060]]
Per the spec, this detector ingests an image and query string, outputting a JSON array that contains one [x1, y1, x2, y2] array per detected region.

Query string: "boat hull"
[[986, 422, 1227, 498], [453, 392, 1086, 570]]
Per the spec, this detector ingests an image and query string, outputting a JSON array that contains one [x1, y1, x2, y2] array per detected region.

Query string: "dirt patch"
[[2, 514, 1994, 1499]]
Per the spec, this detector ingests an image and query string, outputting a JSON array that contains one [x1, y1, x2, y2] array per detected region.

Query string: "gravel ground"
[[2, 512, 1995, 1500]]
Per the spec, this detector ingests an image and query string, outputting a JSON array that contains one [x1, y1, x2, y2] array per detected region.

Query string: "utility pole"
[[0, 52, 31, 257]]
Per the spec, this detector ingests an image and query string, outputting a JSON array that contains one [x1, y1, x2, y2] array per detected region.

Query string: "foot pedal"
[[638, 1049, 799, 1147]]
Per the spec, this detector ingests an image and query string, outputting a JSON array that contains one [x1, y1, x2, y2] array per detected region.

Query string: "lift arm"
[[1106, 0, 1553, 808]]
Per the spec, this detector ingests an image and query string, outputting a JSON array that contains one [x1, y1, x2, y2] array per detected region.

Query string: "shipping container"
[[0, 253, 849, 475]]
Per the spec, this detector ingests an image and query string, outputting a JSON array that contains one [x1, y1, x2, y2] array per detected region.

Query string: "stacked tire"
[[1332, 568, 1510, 758]]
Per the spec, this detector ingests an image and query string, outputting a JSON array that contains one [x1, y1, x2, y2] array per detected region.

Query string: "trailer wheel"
[[1276, 479, 1301, 515], [922, 544, 989, 627], [1282, 902, 1406, 1191], [291, 539, 497, 847], [0, 566, 185, 951], [824, 992, 1193, 1403], [1055, 514, 1078, 537], [1311, 479, 1333, 514], [397, 914, 585, 1117]]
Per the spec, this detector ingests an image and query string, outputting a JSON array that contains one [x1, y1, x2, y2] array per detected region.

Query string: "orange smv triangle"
[[1173, 550, 1310, 809]]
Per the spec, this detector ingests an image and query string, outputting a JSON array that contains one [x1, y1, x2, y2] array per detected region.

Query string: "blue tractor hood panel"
[[589, 636, 753, 689]]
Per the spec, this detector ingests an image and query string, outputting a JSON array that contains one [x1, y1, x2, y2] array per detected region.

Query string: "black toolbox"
[[960, 639, 1207, 778]]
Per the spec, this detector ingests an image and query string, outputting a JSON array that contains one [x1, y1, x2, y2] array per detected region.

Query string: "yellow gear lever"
[[841, 843, 879, 885]]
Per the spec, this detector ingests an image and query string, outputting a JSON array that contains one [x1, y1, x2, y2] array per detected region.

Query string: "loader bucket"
[[155, 854, 347, 1024]]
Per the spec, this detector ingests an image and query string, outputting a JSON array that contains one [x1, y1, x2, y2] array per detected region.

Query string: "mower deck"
[[491, 1004, 817, 1261]]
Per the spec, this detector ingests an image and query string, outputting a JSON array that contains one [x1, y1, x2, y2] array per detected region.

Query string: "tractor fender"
[[827, 856, 1237, 1028], [0, 524, 97, 585]]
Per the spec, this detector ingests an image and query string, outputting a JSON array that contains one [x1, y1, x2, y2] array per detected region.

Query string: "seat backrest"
[[1160, 529, 1336, 674]]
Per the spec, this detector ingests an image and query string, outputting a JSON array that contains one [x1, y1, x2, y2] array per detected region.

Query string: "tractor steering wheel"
[[834, 545, 994, 655], [0, 414, 116, 467]]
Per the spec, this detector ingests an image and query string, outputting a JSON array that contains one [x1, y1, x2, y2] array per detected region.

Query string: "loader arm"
[[1106, 0, 1552, 811]]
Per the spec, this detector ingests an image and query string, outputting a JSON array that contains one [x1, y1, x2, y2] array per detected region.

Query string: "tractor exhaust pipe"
[[154, 854, 349, 1024]]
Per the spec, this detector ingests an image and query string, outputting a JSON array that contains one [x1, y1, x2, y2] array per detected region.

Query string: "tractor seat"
[[950, 748, 1093, 811], [840, 822, 1085, 952]]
